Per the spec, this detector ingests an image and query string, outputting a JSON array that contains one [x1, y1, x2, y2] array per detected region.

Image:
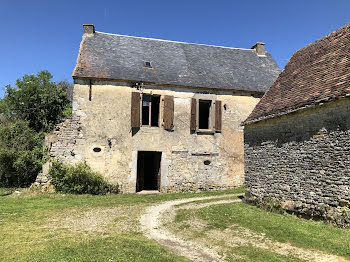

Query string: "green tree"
[[0, 120, 43, 187], [1, 71, 72, 133]]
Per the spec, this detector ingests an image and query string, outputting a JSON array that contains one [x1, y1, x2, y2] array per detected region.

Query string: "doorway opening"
[[136, 151, 161, 192]]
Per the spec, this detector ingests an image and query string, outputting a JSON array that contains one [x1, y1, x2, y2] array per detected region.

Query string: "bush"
[[49, 161, 119, 195], [0, 120, 43, 187]]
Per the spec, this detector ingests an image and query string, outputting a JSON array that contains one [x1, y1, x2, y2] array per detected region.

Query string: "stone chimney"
[[83, 24, 95, 35], [251, 42, 266, 56]]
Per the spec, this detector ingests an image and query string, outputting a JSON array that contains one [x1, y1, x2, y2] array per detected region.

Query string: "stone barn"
[[39, 24, 280, 193], [243, 23, 350, 226]]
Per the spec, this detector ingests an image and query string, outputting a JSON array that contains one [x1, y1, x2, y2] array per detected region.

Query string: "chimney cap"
[[83, 24, 95, 35], [251, 42, 265, 49]]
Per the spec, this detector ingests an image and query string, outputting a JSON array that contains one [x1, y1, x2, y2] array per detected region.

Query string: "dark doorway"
[[136, 151, 161, 192]]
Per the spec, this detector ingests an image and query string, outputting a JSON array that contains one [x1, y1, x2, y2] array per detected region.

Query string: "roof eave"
[[243, 93, 350, 126], [72, 75, 266, 94]]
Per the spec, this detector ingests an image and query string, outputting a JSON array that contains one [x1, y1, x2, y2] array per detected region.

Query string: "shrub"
[[49, 161, 119, 195], [0, 120, 43, 187]]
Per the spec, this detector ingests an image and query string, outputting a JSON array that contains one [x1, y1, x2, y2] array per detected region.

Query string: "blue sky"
[[1, 0, 349, 95]]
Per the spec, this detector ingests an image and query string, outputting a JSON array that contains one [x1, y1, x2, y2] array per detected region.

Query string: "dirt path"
[[141, 194, 240, 261], [140, 194, 349, 262]]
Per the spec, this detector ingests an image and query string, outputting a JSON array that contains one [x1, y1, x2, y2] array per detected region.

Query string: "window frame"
[[140, 93, 161, 128], [193, 94, 217, 134], [143, 61, 153, 69], [197, 99, 214, 133]]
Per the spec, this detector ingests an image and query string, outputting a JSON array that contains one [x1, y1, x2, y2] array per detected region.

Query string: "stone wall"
[[46, 116, 85, 162], [244, 97, 350, 227], [167, 151, 224, 192], [42, 79, 260, 193], [35, 116, 85, 185]]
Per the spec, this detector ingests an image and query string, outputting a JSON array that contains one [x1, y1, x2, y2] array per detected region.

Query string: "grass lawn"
[[0, 187, 243, 262], [3, 186, 350, 262], [0, 187, 13, 196], [224, 245, 304, 262], [200, 202, 350, 257], [173, 201, 350, 261]]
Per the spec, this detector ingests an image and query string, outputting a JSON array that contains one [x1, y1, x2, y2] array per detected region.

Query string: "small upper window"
[[142, 94, 160, 127], [144, 61, 152, 68], [130, 92, 174, 130], [198, 100, 212, 129], [190, 98, 222, 134]]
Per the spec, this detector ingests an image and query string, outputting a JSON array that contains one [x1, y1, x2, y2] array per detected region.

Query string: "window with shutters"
[[131, 92, 174, 130], [190, 97, 222, 134]]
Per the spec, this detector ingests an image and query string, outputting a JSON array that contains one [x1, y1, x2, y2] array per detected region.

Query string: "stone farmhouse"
[[39, 24, 280, 193], [243, 23, 350, 226]]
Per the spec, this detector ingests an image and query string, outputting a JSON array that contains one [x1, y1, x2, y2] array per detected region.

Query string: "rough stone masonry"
[[244, 97, 350, 227]]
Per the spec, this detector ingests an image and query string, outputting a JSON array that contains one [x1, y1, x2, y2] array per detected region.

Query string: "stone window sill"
[[196, 129, 215, 135]]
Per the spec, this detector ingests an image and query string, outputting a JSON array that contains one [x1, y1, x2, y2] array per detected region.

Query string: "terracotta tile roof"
[[244, 23, 350, 125]]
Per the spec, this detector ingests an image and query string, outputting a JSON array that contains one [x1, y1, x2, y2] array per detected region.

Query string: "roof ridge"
[[95, 31, 255, 52], [243, 22, 350, 125]]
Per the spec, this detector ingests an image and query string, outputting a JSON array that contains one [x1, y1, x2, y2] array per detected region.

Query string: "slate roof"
[[244, 23, 350, 125], [73, 30, 280, 93]]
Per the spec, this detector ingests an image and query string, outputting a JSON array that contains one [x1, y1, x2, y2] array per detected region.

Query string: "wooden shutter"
[[190, 98, 197, 131], [215, 100, 222, 132], [163, 95, 174, 130], [131, 92, 140, 128]]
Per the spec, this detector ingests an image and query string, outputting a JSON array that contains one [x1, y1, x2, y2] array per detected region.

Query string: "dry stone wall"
[[244, 97, 350, 227], [47, 116, 84, 161], [35, 116, 85, 185]]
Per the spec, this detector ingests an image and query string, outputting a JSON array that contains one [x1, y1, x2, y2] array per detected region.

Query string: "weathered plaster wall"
[[49, 79, 259, 193], [245, 97, 350, 227]]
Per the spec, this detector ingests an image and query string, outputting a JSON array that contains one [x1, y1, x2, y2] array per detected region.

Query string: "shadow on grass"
[[0, 188, 14, 196]]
